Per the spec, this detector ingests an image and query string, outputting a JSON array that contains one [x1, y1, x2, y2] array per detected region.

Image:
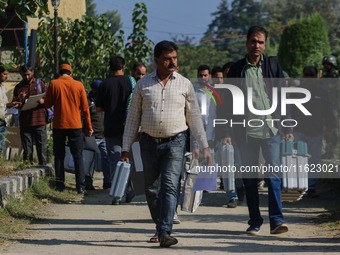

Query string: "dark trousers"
[[20, 125, 47, 165], [53, 128, 85, 190]]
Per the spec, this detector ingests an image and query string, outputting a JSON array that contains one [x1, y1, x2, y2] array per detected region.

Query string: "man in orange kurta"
[[44, 64, 93, 195]]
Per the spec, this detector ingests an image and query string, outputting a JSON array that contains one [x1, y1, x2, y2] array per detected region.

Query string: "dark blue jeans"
[[238, 135, 284, 230], [96, 137, 111, 185], [0, 120, 6, 156], [53, 128, 85, 190], [140, 131, 186, 237]]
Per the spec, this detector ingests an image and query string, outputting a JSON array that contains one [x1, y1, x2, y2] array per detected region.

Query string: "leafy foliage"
[[86, 0, 122, 34], [202, 0, 339, 64], [176, 42, 231, 78], [123, 3, 153, 74], [262, 0, 340, 51], [203, 0, 265, 61], [0, 0, 49, 23], [278, 13, 330, 78], [85, 0, 96, 18], [35, 14, 123, 87], [0, 0, 49, 46], [103, 10, 122, 33], [35, 3, 153, 88]]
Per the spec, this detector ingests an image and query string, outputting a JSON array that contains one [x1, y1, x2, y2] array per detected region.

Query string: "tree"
[[204, 0, 266, 61], [278, 13, 330, 78], [35, 15, 123, 87], [0, 0, 49, 45], [85, 0, 97, 18], [123, 3, 153, 74], [177, 44, 231, 78], [173, 35, 231, 78], [0, 0, 49, 22], [262, 0, 340, 58], [103, 10, 122, 33], [86, 0, 121, 34], [35, 3, 153, 88]]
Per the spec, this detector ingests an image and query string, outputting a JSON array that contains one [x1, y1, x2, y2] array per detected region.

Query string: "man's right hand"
[[121, 151, 130, 164], [222, 137, 232, 145], [192, 149, 200, 160]]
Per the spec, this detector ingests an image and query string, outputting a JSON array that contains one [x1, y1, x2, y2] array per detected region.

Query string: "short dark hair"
[[212, 66, 223, 77], [247, 26, 268, 41], [0, 63, 6, 74], [154, 40, 178, 58], [132, 62, 146, 71], [19, 64, 33, 73], [222, 62, 234, 72], [303, 66, 317, 77], [109, 56, 125, 71], [60, 69, 71, 76], [197, 65, 211, 74]]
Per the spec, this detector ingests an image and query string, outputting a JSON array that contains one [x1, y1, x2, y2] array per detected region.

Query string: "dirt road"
[[1, 174, 340, 254]]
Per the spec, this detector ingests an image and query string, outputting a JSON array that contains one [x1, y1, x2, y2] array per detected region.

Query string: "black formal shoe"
[[307, 189, 318, 198], [159, 235, 178, 247], [227, 199, 238, 208], [85, 185, 95, 191], [103, 183, 111, 189], [125, 194, 135, 203], [77, 188, 88, 196]]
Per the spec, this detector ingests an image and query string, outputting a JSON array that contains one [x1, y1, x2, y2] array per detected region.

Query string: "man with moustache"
[[131, 62, 147, 82], [121, 41, 212, 247]]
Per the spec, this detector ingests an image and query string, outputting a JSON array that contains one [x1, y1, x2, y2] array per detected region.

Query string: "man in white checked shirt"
[[121, 41, 212, 247]]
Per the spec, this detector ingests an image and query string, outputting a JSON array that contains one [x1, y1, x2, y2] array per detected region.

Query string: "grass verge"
[[0, 176, 81, 244], [313, 179, 340, 235]]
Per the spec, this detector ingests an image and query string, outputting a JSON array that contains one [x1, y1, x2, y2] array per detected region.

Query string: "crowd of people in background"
[[0, 25, 339, 247]]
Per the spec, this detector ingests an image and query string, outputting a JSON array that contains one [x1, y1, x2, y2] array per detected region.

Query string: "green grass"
[[0, 176, 81, 243], [315, 211, 340, 232]]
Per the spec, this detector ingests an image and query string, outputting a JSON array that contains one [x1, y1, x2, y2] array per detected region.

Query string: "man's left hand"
[[202, 147, 212, 166], [38, 98, 44, 104]]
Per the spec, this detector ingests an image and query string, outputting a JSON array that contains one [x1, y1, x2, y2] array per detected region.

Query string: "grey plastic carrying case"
[[281, 140, 309, 201], [216, 143, 235, 192], [109, 162, 131, 199]]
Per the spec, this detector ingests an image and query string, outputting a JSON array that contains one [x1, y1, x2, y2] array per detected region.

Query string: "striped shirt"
[[122, 71, 208, 152], [13, 78, 46, 127]]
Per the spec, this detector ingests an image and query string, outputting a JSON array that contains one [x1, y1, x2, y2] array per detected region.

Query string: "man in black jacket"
[[216, 26, 293, 235]]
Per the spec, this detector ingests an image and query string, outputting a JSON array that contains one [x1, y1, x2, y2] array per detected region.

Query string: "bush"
[[278, 13, 330, 78]]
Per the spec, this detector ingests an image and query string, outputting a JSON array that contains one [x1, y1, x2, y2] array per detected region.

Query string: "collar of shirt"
[[153, 71, 176, 83], [246, 54, 264, 67], [195, 84, 212, 93]]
